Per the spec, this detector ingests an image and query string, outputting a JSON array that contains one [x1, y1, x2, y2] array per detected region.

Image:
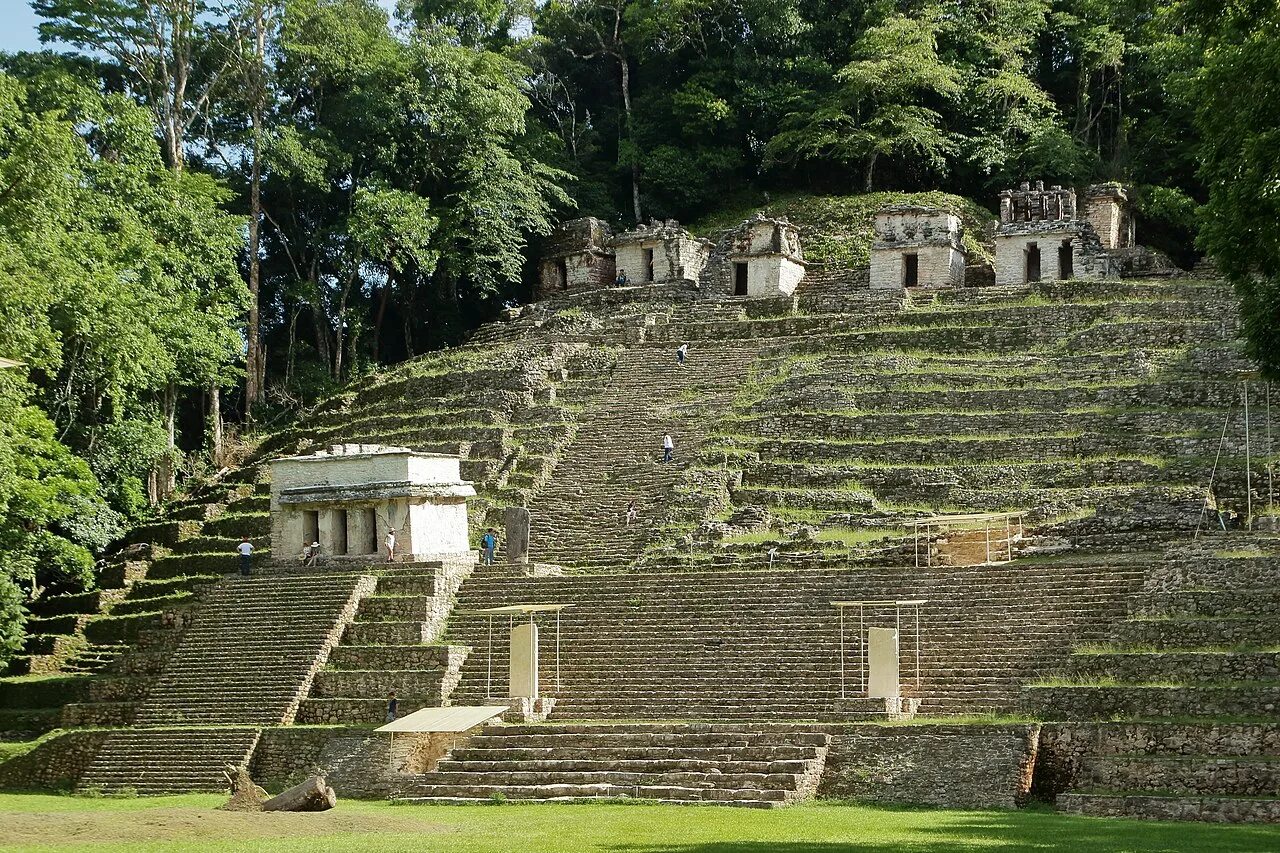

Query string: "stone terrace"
[[445, 560, 1143, 719]]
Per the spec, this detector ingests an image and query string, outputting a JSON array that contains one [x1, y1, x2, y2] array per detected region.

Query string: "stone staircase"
[[70, 572, 373, 794], [396, 723, 830, 807], [529, 344, 762, 570], [296, 560, 473, 724], [445, 561, 1141, 720], [131, 573, 374, 726], [1024, 543, 1280, 822], [78, 727, 262, 795]]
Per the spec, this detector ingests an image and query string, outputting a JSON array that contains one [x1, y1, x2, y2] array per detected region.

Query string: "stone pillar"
[[319, 508, 347, 557], [347, 507, 376, 556], [505, 507, 531, 565]]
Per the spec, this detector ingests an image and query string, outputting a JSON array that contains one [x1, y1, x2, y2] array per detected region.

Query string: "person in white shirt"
[[662, 433, 674, 463], [302, 541, 320, 567], [385, 529, 397, 563], [237, 537, 254, 576], [676, 343, 688, 367]]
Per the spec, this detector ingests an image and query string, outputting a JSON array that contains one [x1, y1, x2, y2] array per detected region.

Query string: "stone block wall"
[[818, 724, 1040, 809], [0, 731, 110, 791]]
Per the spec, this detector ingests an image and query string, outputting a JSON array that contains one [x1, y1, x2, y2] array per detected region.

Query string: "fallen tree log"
[[262, 775, 337, 812]]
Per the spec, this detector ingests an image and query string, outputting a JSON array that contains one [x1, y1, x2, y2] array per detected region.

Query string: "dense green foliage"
[[0, 0, 1273, 661], [1191, 0, 1280, 376]]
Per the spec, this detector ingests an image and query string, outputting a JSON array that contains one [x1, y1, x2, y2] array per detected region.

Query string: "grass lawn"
[[0, 794, 1278, 853]]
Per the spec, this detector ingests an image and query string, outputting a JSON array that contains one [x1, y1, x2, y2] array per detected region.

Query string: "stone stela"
[[269, 444, 476, 564], [831, 600, 927, 702], [460, 603, 573, 701]]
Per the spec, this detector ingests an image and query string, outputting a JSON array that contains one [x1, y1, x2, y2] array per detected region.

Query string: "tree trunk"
[[262, 776, 336, 812], [209, 385, 223, 467], [863, 152, 878, 193], [243, 3, 268, 419], [618, 57, 642, 223], [160, 382, 177, 498], [312, 303, 332, 374], [372, 274, 392, 362]]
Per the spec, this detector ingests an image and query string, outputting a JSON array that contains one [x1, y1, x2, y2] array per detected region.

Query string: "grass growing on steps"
[[0, 793, 1277, 852]]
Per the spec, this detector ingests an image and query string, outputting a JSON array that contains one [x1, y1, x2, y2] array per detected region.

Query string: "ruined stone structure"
[[536, 217, 615, 299], [5, 198, 1275, 824], [703, 213, 806, 297], [993, 182, 1116, 286], [870, 205, 966, 289], [611, 220, 711, 285], [270, 444, 475, 563], [1084, 183, 1134, 250]]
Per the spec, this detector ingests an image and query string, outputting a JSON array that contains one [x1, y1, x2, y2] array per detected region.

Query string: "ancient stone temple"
[[993, 181, 1116, 286], [536, 217, 616, 299], [1083, 182, 1134, 251], [610, 220, 711, 285], [869, 205, 966, 290], [703, 213, 806, 297], [269, 444, 475, 562]]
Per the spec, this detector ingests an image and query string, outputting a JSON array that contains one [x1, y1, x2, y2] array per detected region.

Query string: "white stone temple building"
[[870, 205, 966, 289], [270, 444, 476, 563], [610, 220, 711, 285], [993, 182, 1117, 286], [704, 213, 806, 297]]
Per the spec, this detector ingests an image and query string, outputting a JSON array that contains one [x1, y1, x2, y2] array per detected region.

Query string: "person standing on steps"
[[385, 528, 397, 563], [481, 528, 499, 566], [676, 343, 688, 367], [386, 691, 398, 723], [306, 541, 321, 568], [237, 536, 254, 577], [662, 433, 674, 463], [625, 499, 638, 526]]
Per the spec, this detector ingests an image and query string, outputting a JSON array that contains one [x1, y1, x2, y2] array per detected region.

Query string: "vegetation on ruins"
[[0, 0, 1273, 666]]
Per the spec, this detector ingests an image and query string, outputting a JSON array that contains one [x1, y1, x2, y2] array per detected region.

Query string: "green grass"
[[0, 793, 1277, 852]]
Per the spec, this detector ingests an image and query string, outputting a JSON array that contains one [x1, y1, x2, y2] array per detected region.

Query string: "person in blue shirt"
[[481, 528, 499, 566]]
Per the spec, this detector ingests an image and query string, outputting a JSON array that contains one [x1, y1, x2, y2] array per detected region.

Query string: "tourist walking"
[[481, 528, 499, 566], [385, 528, 397, 563], [662, 433, 674, 463], [676, 343, 688, 367], [237, 536, 254, 577], [625, 499, 638, 527], [386, 691, 398, 723], [306, 541, 320, 567]]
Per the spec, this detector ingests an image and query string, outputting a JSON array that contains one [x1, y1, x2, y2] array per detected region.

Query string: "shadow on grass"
[[607, 807, 1280, 853]]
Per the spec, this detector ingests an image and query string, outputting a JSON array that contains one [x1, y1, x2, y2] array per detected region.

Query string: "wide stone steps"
[[395, 723, 828, 807], [1070, 651, 1280, 683], [130, 574, 370, 726], [1113, 617, 1280, 649], [77, 727, 260, 795], [1024, 684, 1280, 719]]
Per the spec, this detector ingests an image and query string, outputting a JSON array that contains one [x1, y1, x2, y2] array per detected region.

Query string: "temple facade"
[[993, 182, 1117, 286], [269, 444, 475, 563], [610, 220, 711, 285], [870, 205, 966, 290]]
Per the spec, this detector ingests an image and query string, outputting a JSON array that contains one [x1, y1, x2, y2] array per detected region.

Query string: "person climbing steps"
[[662, 432, 674, 463]]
